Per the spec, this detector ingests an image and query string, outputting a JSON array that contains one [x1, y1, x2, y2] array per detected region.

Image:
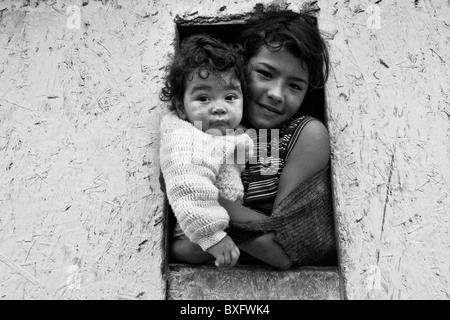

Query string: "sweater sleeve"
[[215, 133, 254, 203], [159, 112, 236, 250]]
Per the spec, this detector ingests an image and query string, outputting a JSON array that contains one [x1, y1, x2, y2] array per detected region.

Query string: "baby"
[[159, 34, 253, 267]]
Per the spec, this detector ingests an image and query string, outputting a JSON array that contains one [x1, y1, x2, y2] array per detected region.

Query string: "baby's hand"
[[206, 235, 240, 267], [234, 133, 254, 167], [236, 124, 248, 131]]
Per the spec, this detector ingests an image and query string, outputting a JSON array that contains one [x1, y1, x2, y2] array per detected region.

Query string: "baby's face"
[[178, 68, 243, 136]]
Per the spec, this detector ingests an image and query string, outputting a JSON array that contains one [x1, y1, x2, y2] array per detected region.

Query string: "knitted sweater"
[[159, 111, 253, 250]]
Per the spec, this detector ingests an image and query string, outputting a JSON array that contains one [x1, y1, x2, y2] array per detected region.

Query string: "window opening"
[[163, 19, 336, 269]]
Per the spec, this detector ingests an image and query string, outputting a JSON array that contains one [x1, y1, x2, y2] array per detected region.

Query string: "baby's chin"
[[204, 125, 236, 136]]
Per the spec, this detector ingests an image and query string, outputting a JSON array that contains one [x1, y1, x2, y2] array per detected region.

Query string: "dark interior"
[[166, 22, 332, 266]]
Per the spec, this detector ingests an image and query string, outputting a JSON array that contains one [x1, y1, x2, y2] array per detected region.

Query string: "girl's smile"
[[245, 45, 309, 129]]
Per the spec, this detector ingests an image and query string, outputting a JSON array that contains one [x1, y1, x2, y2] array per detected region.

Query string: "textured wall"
[[322, 0, 450, 299], [0, 0, 171, 299], [1, 0, 449, 300]]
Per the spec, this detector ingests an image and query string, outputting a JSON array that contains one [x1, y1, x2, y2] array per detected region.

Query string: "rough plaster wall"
[[1, 0, 450, 300], [320, 0, 450, 299], [0, 0, 173, 299]]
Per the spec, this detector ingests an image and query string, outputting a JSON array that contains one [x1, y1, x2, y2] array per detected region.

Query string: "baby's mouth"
[[208, 121, 233, 136], [210, 119, 230, 126]]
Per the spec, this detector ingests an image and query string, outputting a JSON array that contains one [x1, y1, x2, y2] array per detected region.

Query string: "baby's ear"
[[174, 100, 187, 120]]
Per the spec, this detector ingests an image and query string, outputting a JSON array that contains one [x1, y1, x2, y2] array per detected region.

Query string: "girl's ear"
[[174, 100, 187, 120]]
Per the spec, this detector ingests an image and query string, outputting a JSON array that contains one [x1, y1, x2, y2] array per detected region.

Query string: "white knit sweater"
[[159, 111, 253, 250]]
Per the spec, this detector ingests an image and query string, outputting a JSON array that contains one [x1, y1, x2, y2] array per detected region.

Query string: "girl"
[[222, 9, 337, 269]]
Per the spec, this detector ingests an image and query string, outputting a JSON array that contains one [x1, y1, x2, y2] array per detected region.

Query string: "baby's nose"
[[211, 103, 227, 115]]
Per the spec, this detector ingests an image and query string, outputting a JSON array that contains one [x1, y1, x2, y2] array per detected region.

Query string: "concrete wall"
[[1, 0, 449, 300]]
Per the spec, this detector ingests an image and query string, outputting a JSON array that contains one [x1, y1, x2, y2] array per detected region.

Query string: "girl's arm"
[[274, 119, 330, 208], [220, 120, 330, 269]]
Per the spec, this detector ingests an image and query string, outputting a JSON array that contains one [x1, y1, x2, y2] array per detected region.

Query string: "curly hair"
[[160, 34, 247, 111], [239, 10, 329, 91]]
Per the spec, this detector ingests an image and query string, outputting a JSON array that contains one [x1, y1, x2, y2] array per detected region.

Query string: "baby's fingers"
[[215, 255, 225, 267], [229, 246, 240, 267]]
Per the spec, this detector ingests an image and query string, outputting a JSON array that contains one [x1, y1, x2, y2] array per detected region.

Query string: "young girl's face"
[[245, 45, 309, 129], [178, 69, 243, 136]]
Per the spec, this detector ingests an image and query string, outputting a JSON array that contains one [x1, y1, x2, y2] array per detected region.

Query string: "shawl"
[[227, 166, 337, 266]]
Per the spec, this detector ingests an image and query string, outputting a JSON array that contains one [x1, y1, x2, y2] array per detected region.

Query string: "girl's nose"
[[267, 81, 284, 103]]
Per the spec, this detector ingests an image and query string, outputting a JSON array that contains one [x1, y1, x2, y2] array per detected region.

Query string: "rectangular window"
[[163, 16, 341, 300]]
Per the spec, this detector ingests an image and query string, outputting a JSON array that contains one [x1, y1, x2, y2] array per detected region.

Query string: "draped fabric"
[[228, 166, 337, 266]]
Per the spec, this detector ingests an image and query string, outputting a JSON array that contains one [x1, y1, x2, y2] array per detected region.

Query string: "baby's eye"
[[197, 95, 210, 102], [225, 94, 238, 101]]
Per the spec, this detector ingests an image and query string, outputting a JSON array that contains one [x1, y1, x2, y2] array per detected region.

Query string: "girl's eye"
[[290, 84, 303, 91], [225, 94, 237, 101], [256, 70, 271, 78]]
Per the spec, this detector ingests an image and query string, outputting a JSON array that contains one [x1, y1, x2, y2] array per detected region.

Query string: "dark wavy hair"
[[160, 34, 247, 111], [239, 10, 330, 120], [239, 10, 329, 90]]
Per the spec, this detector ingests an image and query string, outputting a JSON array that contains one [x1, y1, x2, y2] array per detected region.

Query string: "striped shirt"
[[241, 116, 316, 216]]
